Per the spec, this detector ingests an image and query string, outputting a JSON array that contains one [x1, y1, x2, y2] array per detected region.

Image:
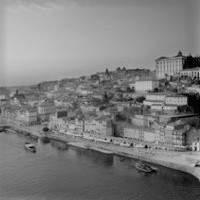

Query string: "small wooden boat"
[[149, 165, 157, 172], [24, 142, 36, 153], [135, 162, 157, 173]]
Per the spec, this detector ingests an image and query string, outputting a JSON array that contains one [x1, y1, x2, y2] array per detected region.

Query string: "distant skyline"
[[1, 0, 200, 86]]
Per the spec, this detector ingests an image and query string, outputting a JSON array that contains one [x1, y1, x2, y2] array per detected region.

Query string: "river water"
[[0, 132, 199, 200]]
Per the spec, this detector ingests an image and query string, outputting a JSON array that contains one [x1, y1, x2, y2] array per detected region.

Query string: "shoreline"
[[1, 124, 200, 182]]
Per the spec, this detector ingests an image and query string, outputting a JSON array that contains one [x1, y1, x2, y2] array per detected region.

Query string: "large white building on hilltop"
[[156, 51, 186, 79]]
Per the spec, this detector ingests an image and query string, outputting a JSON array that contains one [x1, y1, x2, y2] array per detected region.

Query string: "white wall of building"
[[135, 80, 159, 92], [156, 51, 185, 79]]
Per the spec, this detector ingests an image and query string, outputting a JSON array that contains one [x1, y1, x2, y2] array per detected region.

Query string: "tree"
[[186, 93, 200, 114], [72, 101, 79, 110], [126, 86, 132, 93], [165, 73, 168, 80], [91, 74, 99, 81], [177, 105, 191, 113], [116, 93, 123, 101], [43, 127, 49, 132], [76, 109, 85, 120], [153, 88, 159, 92], [116, 67, 121, 72], [135, 96, 145, 103], [99, 105, 106, 110], [102, 92, 109, 104], [115, 113, 126, 121], [171, 87, 177, 93], [183, 55, 200, 69]]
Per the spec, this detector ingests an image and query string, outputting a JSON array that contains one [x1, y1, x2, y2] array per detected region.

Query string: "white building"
[[192, 142, 200, 151], [143, 93, 166, 106], [151, 104, 178, 113], [165, 95, 187, 106], [144, 93, 187, 112], [181, 67, 200, 79], [134, 80, 159, 92], [156, 51, 186, 79], [49, 115, 67, 129], [143, 131, 156, 143], [124, 127, 140, 140], [17, 107, 38, 126], [38, 103, 55, 122], [185, 86, 200, 94], [0, 94, 6, 100], [84, 117, 113, 136]]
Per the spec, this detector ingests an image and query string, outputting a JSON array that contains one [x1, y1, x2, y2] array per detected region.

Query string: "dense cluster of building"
[[1, 51, 200, 152]]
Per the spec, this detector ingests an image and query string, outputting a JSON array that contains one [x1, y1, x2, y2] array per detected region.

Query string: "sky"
[[0, 0, 200, 86]]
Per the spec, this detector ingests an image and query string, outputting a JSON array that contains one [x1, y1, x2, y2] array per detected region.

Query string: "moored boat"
[[24, 142, 36, 153], [135, 162, 157, 173]]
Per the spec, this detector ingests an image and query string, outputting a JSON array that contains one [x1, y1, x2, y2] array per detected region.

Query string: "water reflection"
[[50, 140, 69, 151], [13, 131, 38, 143], [73, 147, 114, 166], [22, 134, 38, 144], [158, 167, 199, 185], [40, 137, 51, 144]]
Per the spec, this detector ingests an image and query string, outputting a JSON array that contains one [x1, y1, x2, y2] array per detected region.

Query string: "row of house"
[[2, 102, 57, 126], [124, 121, 197, 150], [49, 115, 113, 137], [47, 106, 200, 151]]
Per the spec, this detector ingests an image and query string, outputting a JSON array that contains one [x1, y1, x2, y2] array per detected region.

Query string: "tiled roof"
[[146, 93, 166, 96], [164, 104, 178, 107]]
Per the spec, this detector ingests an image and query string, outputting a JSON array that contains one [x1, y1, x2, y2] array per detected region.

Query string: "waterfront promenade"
[[1, 123, 200, 182]]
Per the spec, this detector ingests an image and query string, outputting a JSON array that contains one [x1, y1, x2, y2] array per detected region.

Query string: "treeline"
[[185, 93, 200, 114], [183, 55, 200, 69]]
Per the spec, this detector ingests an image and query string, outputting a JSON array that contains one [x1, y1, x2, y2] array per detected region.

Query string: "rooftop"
[[165, 95, 187, 98], [135, 79, 159, 82], [156, 51, 185, 60], [182, 67, 200, 72], [146, 93, 166, 96]]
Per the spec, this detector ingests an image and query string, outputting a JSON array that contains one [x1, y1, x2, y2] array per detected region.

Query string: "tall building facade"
[[156, 51, 186, 79]]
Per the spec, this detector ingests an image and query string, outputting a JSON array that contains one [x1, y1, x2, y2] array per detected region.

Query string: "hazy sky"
[[1, 0, 200, 86]]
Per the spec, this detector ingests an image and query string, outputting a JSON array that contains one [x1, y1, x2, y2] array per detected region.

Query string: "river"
[[0, 132, 199, 200]]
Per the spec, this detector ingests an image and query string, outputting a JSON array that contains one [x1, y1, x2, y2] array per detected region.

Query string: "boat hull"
[[135, 163, 157, 173], [24, 143, 36, 153]]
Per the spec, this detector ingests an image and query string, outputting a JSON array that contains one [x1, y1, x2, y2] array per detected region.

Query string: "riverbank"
[[1, 124, 200, 182]]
